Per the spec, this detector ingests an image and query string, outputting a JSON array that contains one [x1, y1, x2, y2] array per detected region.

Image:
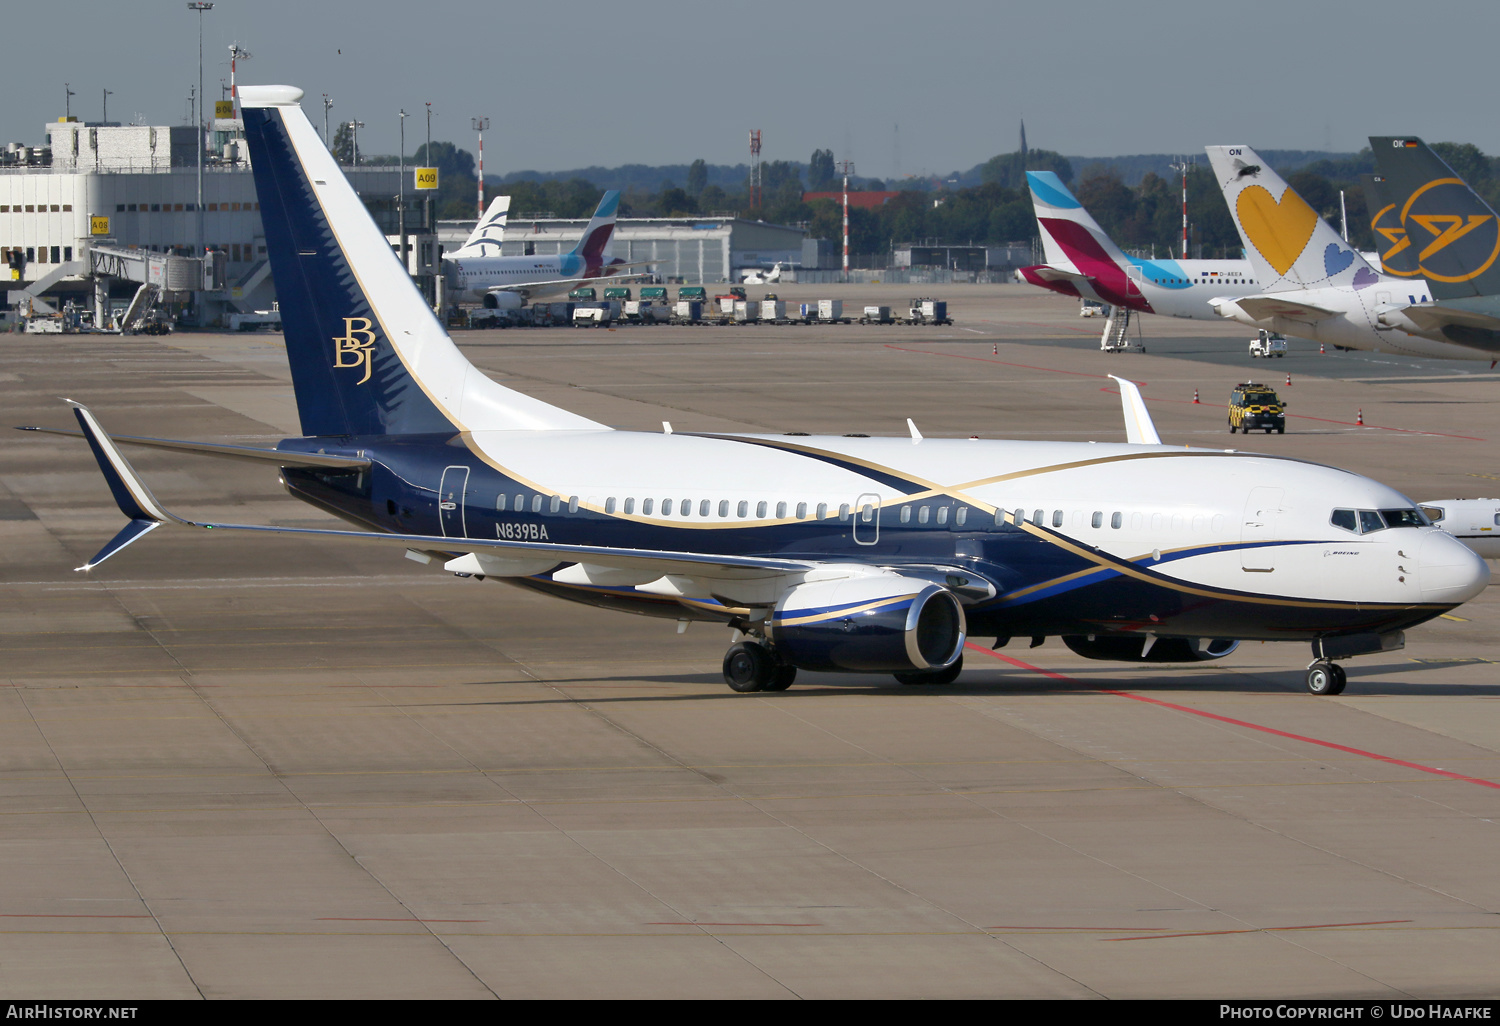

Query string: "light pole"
[[1169, 157, 1193, 260], [322, 94, 333, 150], [398, 108, 409, 274], [424, 102, 434, 234], [188, 1, 213, 325], [472, 117, 489, 220], [102, 88, 112, 125], [347, 120, 364, 166], [228, 43, 250, 124], [65, 83, 74, 120]]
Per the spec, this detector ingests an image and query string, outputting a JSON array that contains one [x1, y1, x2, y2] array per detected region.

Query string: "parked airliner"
[[452, 194, 510, 258], [1199, 145, 1500, 362], [35, 85, 1488, 698], [1016, 170, 1264, 319], [445, 190, 648, 308]]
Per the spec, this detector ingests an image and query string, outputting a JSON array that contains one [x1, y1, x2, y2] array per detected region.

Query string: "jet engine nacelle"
[[769, 575, 965, 673], [1062, 635, 1239, 663], [482, 291, 524, 311]]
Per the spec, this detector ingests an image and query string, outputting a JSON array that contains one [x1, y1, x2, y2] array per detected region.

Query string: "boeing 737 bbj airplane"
[[30, 85, 1489, 698]]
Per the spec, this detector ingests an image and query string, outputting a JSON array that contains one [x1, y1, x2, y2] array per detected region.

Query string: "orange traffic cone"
[[1319, 343, 1325, 354], [1357, 409, 1364, 426], [1192, 389, 1200, 404], [992, 344, 998, 355], [1285, 373, 1292, 386]]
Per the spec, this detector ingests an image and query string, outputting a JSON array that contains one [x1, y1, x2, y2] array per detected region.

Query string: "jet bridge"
[[87, 245, 223, 330]]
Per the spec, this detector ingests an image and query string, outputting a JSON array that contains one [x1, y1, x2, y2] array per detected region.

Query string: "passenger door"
[[1241, 486, 1283, 572], [439, 465, 470, 538], [853, 493, 880, 545]]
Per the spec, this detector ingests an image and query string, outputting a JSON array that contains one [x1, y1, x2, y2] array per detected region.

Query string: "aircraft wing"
[[1230, 295, 1342, 321]]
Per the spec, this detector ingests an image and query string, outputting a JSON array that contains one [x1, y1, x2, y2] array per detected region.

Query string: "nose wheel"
[[1305, 661, 1347, 695]]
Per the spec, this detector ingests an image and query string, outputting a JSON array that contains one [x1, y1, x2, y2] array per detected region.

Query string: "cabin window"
[[1330, 509, 1357, 532], [719, 500, 730, 518], [918, 506, 930, 525], [1151, 513, 1163, 531], [936, 506, 949, 526], [755, 501, 766, 518], [550, 495, 562, 513], [796, 502, 807, 519], [1132, 512, 1144, 531], [1092, 511, 1103, 528], [1010, 508, 1022, 526], [838, 503, 851, 521], [604, 497, 616, 514], [496, 494, 507, 511], [995, 509, 1007, 527], [1111, 512, 1122, 529], [700, 499, 711, 517], [642, 498, 654, 515], [816, 503, 828, 519], [1052, 510, 1063, 528], [901, 506, 911, 523], [568, 496, 579, 513], [861, 504, 874, 523], [532, 495, 544, 513], [1032, 509, 1044, 526], [955, 507, 967, 526], [624, 497, 635, 515], [776, 501, 787, 519], [1192, 514, 1204, 532], [737, 500, 748, 518]]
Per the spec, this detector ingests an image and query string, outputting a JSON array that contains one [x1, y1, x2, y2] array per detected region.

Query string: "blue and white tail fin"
[[570, 190, 621, 266], [455, 195, 510, 256], [239, 85, 602, 436], [1205, 145, 1378, 294]]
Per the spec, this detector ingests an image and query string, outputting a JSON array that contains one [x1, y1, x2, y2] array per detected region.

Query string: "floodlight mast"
[[837, 159, 855, 282], [1169, 156, 1193, 260], [188, 2, 214, 322]]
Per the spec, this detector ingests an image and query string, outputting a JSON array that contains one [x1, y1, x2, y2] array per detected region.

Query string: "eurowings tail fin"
[[1026, 170, 1128, 269], [570, 190, 621, 265], [1204, 145, 1377, 293], [1370, 136, 1500, 300], [456, 194, 510, 256], [238, 85, 602, 436]]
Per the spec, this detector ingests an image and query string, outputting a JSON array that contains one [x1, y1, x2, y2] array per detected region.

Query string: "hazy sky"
[[5, 0, 1497, 180]]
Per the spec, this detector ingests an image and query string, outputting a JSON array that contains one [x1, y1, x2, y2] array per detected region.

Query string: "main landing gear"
[[1305, 661, 1347, 696], [722, 642, 796, 693]]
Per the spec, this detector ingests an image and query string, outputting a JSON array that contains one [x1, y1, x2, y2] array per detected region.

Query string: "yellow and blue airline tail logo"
[[1371, 136, 1500, 299]]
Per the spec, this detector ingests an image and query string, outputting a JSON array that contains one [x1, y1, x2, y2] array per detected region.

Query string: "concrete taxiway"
[[2, 285, 1499, 998]]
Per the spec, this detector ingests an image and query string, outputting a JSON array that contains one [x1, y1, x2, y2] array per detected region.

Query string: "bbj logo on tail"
[[333, 317, 377, 384]]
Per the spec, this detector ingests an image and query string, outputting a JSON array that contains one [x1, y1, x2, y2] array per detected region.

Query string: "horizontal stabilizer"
[[16, 426, 370, 469], [1232, 295, 1341, 322]]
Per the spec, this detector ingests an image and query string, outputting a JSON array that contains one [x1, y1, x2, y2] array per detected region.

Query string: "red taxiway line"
[[964, 643, 1500, 791], [1103, 919, 1412, 942]]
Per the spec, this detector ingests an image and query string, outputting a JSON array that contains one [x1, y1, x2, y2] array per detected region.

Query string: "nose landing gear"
[[1305, 661, 1347, 695]]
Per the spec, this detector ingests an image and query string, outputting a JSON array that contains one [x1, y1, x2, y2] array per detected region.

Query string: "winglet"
[[66, 401, 186, 569], [907, 418, 923, 442], [1108, 376, 1162, 445]]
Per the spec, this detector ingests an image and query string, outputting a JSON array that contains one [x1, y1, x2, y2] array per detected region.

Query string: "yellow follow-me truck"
[[1229, 382, 1285, 434]]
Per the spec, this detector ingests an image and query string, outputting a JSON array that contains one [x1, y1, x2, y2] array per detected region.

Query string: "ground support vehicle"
[[1229, 382, 1286, 434]]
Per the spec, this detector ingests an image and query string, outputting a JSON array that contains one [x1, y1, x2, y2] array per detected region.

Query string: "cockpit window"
[[1380, 508, 1427, 529], [1420, 505, 1445, 523], [1330, 509, 1357, 532], [1358, 510, 1385, 534]]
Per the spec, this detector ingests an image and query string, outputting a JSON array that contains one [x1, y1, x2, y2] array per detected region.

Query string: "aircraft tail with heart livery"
[[1205, 145, 1381, 295]]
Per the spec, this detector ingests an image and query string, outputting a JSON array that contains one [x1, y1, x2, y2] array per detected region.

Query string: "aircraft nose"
[[1419, 529, 1490, 603]]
